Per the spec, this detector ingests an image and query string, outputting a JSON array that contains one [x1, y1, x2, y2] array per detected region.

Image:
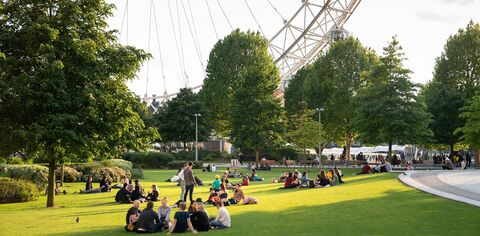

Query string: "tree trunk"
[[345, 131, 352, 161], [47, 158, 56, 208], [388, 140, 393, 160], [450, 143, 454, 153], [255, 147, 260, 169], [60, 164, 64, 187], [476, 149, 480, 168]]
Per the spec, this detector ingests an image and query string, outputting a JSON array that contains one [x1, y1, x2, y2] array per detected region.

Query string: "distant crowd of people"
[[275, 168, 345, 189]]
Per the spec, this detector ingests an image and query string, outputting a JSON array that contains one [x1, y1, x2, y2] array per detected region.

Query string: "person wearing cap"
[[212, 175, 221, 192]]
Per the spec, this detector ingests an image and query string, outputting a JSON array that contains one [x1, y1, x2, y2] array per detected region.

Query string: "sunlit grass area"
[[0, 168, 479, 235]]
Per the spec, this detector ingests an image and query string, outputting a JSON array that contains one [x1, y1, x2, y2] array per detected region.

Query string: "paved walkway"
[[398, 170, 480, 207]]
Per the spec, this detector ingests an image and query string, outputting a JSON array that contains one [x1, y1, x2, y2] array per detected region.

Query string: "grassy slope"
[[0, 168, 479, 236]]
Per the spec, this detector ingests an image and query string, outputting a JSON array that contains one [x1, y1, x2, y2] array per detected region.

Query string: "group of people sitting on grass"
[[79, 175, 112, 194], [278, 168, 345, 189], [355, 161, 393, 175], [115, 178, 159, 203], [125, 198, 232, 233]]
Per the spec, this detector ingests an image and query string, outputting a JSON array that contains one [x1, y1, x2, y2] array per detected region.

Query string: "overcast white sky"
[[106, 0, 480, 97]]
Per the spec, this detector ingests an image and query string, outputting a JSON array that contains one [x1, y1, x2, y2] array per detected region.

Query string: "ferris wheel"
[[114, 0, 361, 101]]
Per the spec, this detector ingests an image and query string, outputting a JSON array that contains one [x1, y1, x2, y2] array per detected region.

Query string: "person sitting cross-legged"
[[169, 201, 197, 234], [158, 197, 172, 230], [190, 202, 210, 232], [210, 200, 231, 230], [136, 201, 163, 233], [125, 200, 141, 232]]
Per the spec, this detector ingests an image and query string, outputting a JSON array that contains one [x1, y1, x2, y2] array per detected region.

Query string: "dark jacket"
[[85, 179, 93, 191], [136, 208, 161, 232], [126, 207, 141, 225], [191, 211, 209, 232], [184, 168, 194, 186], [115, 188, 132, 203]]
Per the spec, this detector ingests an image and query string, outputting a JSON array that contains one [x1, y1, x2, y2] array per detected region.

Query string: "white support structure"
[[143, 0, 361, 102]]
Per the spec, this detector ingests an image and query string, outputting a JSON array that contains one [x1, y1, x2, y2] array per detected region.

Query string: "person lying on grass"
[[210, 200, 231, 229], [137, 201, 163, 233], [158, 197, 172, 230], [190, 202, 210, 232], [80, 178, 111, 194], [169, 201, 197, 234], [125, 200, 141, 232], [228, 184, 258, 205]]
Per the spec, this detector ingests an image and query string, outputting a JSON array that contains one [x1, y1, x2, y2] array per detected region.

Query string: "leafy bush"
[[3, 165, 48, 190], [131, 168, 144, 179], [0, 157, 25, 164], [123, 152, 175, 168], [55, 166, 81, 182], [172, 150, 229, 161], [90, 167, 131, 182], [70, 162, 103, 180], [100, 159, 132, 171], [167, 161, 203, 170], [0, 177, 39, 203]]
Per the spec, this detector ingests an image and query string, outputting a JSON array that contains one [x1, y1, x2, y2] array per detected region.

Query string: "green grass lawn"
[[0, 168, 479, 235]]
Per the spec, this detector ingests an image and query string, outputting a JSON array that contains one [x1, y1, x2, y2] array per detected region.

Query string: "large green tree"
[[423, 21, 480, 151], [354, 37, 432, 158], [156, 88, 209, 148], [456, 94, 480, 166], [0, 0, 158, 207], [200, 30, 273, 136], [284, 65, 312, 116], [304, 37, 377, 160]]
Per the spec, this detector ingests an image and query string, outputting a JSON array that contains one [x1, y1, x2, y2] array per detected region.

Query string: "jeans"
[[184, 184, 194, 203], [210, 220, 227, 229], [179, 180, 185, 201]]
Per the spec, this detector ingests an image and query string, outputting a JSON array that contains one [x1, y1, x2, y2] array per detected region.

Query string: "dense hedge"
[[131, 168, 144, 179], [0, 164, 48, 190], [90, 167, 131, 182], [172, 150, 230, 161], [123, 152, 175, 169], [167, 161, 204, 170], [0, 177, 39, 203], [55, 166, 81, 182]]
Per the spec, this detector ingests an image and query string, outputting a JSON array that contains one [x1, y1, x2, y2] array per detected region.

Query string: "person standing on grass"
[[169, 201, 197, 234], [137, 201, 163, 233], [183, 162, 195, 203], [210, 200, 231, 229], [178, 163, 187, 202]]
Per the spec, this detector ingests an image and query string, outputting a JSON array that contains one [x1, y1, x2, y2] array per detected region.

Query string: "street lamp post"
[[315, 108, 324, 167], [194, 113, 201, 162]]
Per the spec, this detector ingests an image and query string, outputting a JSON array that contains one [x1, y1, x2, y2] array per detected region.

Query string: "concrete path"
[[398, 170, 480, 207]]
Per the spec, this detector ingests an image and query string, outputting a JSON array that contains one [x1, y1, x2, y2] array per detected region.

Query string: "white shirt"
[[385, 162, 392, 172], [211, 166, 217, 172], [178, 168, 185, 181], [215, 207, 231, 227]]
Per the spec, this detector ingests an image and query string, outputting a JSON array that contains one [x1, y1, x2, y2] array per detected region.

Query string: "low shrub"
[[3, 165, 48, 190], [0, 177, 39, 203], [55, 166, 81, 182], [70, 162, 103, 181], [0, 157, 25, 164], [130, 168, 144, 179], [167, 161, 203, 170], [123, 152, 175, 169], [99, 159, 132, 171], [90, 167, 131, 182]]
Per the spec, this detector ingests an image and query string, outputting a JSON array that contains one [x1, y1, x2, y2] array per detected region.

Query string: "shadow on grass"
[[47, 187, 480, 236]]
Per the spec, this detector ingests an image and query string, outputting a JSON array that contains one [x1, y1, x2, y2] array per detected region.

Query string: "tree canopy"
[[354, 36, 432, 157], [156, 88, 210, 147], [423, 21, 480, 151], [0, 0, 158, 207]]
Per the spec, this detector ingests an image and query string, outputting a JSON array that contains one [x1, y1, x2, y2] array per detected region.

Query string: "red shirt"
[[284, 177, 293, 187], [361, 165, 371, 174], [242, 178, 249, 186]]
